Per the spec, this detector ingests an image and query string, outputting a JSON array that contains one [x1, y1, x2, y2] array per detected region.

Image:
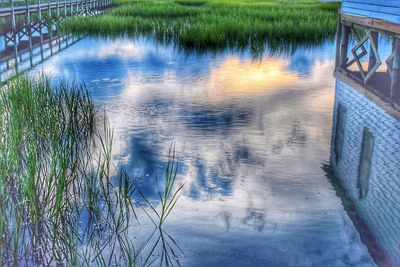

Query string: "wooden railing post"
[[339, 24, 351, 69], [38, 0, 42, 22], [368, 31, 379, 72], [57, 0, 60, 17], [38, 0, 44, 61], [335, 15, 343, 71], [13, 38, 18, 73], [26, 0, 33, 67], [9, 0, 16, 30], [8, 0, 18, 71], [47, 0, 51, 19], [391, 37, 400, 106], [25, 0, 31, 26]]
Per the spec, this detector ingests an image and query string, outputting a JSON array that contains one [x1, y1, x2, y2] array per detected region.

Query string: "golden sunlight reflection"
[[107, 55, 338, 232], [209, 57, 300, 95], [118, 56, 335, 106], [25, 36, 379, 265]]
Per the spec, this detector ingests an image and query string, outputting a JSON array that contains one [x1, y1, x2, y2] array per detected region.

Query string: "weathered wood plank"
[[342, 0, 400, 24], [341, 13, 400, 36]]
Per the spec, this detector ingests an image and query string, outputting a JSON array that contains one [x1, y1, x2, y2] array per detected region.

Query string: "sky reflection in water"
[[34, 38, 376, 266]]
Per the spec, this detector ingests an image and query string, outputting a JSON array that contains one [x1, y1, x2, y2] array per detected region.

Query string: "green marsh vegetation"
[[0, 75, 183, 266], [62, 0, 341, 55]]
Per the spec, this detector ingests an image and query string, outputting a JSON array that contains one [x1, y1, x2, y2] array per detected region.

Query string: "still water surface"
[[31, 38, 378, 266]]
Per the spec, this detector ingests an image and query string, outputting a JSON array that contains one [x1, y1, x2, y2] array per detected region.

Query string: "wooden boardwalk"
[[0, 0, 110, 83], [0, 0, 111, 16], [0, 0, 109, 18], [0, 20, 83, 82], [0, 0, 111, 34]]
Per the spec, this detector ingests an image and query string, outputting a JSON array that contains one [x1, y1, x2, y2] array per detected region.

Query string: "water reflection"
[[31, 38, 377, 266], [0, 21, 82, 83], [330, 78, 400, 266]]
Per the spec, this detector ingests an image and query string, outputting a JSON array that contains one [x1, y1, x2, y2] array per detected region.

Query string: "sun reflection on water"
[[31, 38, 377, 266]]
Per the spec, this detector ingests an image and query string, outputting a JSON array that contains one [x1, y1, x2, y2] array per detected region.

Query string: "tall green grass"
[[62, 0, 341, 55], [0, 75, 182, 266]]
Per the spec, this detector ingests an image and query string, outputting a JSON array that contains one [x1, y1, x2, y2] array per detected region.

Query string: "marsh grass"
[[0, 75, 183, 266], [140, 145, 184, 228], [61, 0, 341, 55]]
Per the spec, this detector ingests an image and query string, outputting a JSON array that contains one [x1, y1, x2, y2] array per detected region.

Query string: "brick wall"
[[331, 78, 400, 266]]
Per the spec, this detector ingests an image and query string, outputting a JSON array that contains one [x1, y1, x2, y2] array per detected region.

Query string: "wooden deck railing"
[[0, 0, 111, 83]]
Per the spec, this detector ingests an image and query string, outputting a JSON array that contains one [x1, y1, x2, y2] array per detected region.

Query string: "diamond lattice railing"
[[347, 30, 382, 83]]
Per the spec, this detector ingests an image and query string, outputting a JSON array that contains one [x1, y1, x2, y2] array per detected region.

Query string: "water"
[[28, 37, 384, 266], [332, 80, 400, 266]]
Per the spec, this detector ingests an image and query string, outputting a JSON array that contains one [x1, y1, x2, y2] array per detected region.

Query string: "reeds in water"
[[0, 75, 183, 266], [61, 0, 341, 56]]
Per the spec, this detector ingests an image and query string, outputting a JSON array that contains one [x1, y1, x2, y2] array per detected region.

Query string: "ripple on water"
[[29, 37, 380, 266]]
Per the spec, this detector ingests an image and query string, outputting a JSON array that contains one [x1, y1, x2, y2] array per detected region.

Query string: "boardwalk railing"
[[335, 13, 400, 109], [0, 26, 83, 82], [1, 0, 112, 28], [0, 0, 112, 17], [0, 0, 111, 83]]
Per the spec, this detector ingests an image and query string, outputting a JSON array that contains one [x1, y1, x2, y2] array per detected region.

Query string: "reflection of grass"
[[0, 75, 182, 266], [62, 0, 340, 55], [141, 145, 184, 228]]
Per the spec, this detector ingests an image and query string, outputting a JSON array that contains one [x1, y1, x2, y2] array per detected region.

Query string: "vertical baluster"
[[391, 38, 400, 107], [335, 15, 342, 71], [38, 0, 42, 22], [26, 0, 33, 67], [9, 0, 16, 30], [47, 0, 51, 19], [9, 0, 18, 73], [368, 31, 379, 72], [339, 24, 351, 69], [12, 36, 18, 73], [38, 0, 44, 61], [57, 0, 60, 17]]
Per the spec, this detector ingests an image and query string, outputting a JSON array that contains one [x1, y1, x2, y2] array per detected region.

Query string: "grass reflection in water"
[[62, 0, 341, 56], [0, 75, 183, 266]]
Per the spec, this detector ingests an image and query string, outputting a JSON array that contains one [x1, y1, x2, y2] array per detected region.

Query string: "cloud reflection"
[[32, 38, 375, 266]]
